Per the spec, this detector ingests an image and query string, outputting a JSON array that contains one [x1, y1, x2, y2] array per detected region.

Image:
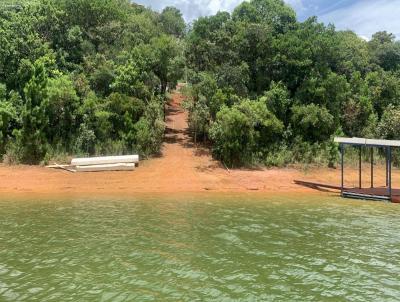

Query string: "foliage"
[[14, 59, 49, 163], [159, 6, 185, 38], [291, 104, 335, 143], [369, 31, 400, 72], [151, 35, 185, 94], [135, 99, 165, 157], [185, 0, 400, 167], [377, 105, 400, 140], [0, 0, 184, 163], [209, 100, 283, 166], [46, 75, 80, 148], [2, 0, 400, 168], [261, 81, 291, 123], [0, 97, 16, 154]]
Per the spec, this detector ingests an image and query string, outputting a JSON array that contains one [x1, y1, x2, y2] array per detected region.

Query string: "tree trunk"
[[161, 81, 167, 95]]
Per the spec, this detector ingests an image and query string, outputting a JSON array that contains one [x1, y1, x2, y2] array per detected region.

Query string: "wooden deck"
[[293, 181, 400, 203], [344, 187, 400, 203]]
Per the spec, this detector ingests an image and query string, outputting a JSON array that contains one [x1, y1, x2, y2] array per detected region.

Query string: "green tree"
[[0, 84, 16, 154], [210, 100, 283, 166], [151, 35, 185, 94], [261, 81, 292, 123], [295, 71, 350, 126], [363, 70, 400, 117], [377, 105, 400, 140], [159, 6, 185, 38], [105, 92, 145, 146], [291, 104, 335, 142], [111, 61, 149, 99], [135, 99, 165, 157], [85, 54, 115, 97], [46, 75, 80, 148], [0, 4, 51, 91], [233, 0, 296, 33], [187, 96, 210, 145], [336, 30, 371, 76], [14, 59, 49, 163], [369, 31, 400, 71]]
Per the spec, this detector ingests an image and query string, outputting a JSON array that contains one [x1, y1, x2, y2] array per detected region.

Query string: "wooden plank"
[[75, 163, 135, 172], [71, 155, 139, 166], [46, 164, 69, 169], [46, 164, 76, 173]]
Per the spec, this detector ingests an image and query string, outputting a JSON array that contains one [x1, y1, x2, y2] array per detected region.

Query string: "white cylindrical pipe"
[[71, 155, 139, 166], [75, 163, 135, 172]]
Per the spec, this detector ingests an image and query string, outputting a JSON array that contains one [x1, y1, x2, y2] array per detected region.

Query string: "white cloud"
[[136, 0, 302, 21], [319, 0, 400, 39], [135, 0, 400, 39], [284, 0, 305, 12], [136, 0, 244, 21]]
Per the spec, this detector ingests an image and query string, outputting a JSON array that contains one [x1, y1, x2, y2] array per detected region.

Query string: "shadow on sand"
[[294, 180, 341, 193]]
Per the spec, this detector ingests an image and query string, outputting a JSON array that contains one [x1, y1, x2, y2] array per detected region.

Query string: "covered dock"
[[335, 137, 400, 203]]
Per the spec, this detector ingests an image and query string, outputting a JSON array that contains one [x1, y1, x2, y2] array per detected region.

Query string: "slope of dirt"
[[0, 86, 397, 199]]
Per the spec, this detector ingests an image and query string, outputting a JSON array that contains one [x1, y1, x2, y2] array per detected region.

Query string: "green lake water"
[[1, 195, 400, 301]]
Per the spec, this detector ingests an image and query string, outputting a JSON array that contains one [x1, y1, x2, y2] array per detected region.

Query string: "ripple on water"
[[0, 196, 399, 301]]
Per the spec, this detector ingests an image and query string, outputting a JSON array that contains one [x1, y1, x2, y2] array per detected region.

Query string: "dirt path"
[[1, 87, 398, 199]]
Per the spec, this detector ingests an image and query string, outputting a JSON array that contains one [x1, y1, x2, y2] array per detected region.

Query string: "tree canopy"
[[184, 0, 400, 166], [0, 0, 185, 163]]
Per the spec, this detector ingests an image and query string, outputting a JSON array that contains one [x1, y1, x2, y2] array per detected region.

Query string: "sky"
[[135, 0, 400, 39]]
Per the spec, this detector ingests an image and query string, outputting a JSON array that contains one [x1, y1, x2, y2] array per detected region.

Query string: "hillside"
[[0, 0, 400, 169]]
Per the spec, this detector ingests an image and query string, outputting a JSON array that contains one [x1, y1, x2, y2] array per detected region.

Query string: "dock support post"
[[389, 147, 392, 201], [341, 144, 344, 196], [359, 146, 362, 188], [386, 147, 389, 187], [371, 147, 374, 188]]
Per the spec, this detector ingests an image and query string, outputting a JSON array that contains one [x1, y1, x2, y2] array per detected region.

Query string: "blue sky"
[[135, 0, 400, 39]]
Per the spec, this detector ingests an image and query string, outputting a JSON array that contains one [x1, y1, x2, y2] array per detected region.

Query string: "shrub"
[[135, 99, 165, 157], [210, 99, 283, 167], [46, 75, 80, 148], [14, 59, 49, 164], [377, 105, 400, 140], [0, 99, 16, 155], [261, 81, 292, 123], [291, 103, 335, 143], [73, 122, 96, 155]]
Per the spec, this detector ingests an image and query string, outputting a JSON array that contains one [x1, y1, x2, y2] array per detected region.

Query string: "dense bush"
[[135, 99, 165, 157], [291, 104, 335, 143], [378, 105, 400, 140], [209, 100, 283, 166]]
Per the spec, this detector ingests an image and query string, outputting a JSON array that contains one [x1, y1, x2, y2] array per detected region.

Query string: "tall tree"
[[159, 6, 185, 38], [14, 59, 49, 163]]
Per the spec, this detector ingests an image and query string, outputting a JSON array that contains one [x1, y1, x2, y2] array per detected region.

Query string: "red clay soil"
[[0, 87, 399, 199]]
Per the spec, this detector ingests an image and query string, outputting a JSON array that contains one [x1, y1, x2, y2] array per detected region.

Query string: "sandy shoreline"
[[0, 163, 396, 201], [0, 163, 340, 198], [0, 88, 397, 200]]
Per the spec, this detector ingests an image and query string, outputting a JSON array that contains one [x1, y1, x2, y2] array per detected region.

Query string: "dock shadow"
[[294, 180, 341, 193]]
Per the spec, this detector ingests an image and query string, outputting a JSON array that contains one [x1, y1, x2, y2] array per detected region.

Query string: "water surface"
[[1, 195, 399, 301]]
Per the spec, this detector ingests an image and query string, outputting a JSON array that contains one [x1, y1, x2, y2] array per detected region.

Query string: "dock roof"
[[334, 137, 400, 147]]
